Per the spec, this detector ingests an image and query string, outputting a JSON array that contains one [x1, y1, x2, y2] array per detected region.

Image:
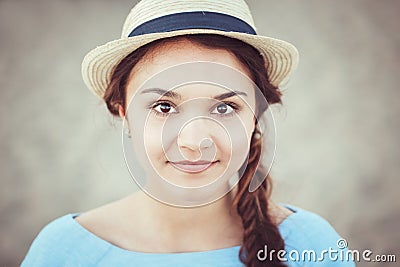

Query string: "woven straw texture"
[[81, 0, 299, 98]]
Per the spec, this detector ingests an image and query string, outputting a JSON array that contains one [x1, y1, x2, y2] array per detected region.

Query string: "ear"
[[118, 104, 125, 118]]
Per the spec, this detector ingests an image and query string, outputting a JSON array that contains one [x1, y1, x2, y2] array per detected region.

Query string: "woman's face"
[[123, 39, 257, 205]]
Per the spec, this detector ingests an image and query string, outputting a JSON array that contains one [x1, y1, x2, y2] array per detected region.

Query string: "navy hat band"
[[128, 11, 257, 37]]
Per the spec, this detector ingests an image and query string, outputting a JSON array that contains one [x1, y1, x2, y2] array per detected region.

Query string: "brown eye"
[[160, 103, 171, 113], [153, 102, 177, 115], [212, 103, 235, 115], [217, 104, 228, 114]]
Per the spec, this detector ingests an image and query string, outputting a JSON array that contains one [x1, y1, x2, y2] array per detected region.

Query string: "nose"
[[177, 118, 214, 158]]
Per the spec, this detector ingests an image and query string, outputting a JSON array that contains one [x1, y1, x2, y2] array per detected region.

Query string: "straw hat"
[[82, 0, 299, 98]]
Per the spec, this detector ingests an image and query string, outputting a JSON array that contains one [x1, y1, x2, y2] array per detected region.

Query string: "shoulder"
[[21, 213, 111, 267], [279, 204, 340, 244], [277, 204, 355, 266]]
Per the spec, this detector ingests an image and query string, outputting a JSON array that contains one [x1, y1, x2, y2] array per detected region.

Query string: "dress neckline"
[[68, 203, 301, 256]]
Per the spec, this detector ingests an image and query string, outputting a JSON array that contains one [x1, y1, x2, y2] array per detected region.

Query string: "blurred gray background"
[[1, 0, 399, 266]]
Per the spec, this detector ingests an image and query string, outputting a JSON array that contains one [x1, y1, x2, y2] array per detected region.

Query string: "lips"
[[169, 160, 217, 173]]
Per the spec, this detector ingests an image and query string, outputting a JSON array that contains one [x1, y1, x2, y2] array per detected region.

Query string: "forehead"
[[125, 39, 255, 100]]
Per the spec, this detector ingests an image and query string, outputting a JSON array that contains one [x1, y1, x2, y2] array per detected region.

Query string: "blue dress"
[[21, 205, 356, 266]]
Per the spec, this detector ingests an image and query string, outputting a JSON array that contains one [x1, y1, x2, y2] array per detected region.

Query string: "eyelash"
[[148, 100, 241, 118]]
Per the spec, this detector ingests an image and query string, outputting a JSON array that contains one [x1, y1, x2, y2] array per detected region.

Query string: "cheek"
[[128, 114, 168, 170], [141, 118, 181, 162], [142, 122, 166, 161], [217, 112, 254, 165]]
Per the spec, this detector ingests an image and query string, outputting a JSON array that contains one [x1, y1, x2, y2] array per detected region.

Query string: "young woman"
[[22, 0, 355, 266]]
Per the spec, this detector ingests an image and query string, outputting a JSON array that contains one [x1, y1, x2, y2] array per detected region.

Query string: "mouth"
[[169, 160, 218, 173]]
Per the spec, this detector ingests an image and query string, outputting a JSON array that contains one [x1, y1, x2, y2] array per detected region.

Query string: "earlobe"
[[118, 104, 125, 118], [253, 119, 262, 140]]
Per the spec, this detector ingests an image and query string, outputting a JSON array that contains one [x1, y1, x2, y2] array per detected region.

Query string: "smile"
[[169, 160, 217, 173]]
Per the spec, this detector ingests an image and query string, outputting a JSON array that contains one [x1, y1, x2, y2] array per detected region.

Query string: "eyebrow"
[[214, 91, 248, 100], [140, 88, 181, 99], [140, 88, 248, 100]]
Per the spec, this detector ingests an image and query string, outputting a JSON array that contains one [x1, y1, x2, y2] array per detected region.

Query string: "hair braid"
[[233, 130, 287, 267]]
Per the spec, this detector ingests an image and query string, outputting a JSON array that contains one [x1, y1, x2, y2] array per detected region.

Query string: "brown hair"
[[105, 34, 286, 267]]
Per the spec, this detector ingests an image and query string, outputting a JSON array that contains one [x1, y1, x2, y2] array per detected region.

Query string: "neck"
[[152, 192, 236, 227], [126, 189, 243, 251]]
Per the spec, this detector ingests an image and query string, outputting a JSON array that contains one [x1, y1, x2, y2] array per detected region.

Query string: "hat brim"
[[82, 29, 299, 98]]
